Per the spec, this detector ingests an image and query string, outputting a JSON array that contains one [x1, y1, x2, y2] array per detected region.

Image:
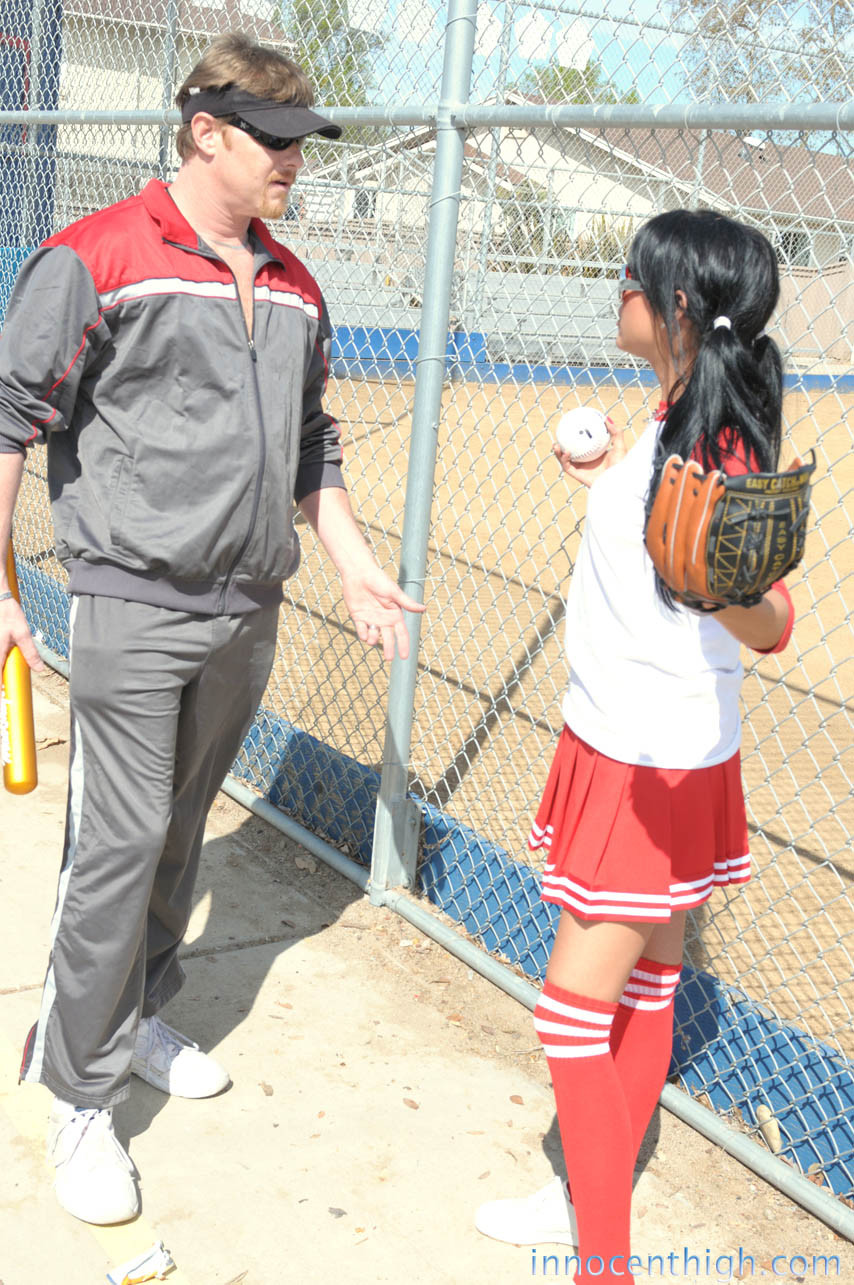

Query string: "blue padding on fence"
[[418, 800, 561, 978], [0, 245, 36, 317], [446, 359, 658, 387], [16, 559, 854, 1201], [2, 276, 849, 391], [15, 561, 69, 659], [234, 708, 379, 864], [330, 325, 854, 390], [0, 245, 33, 275], [674, 966, 854, 1197], [328, 325, 659, 385], [330, 325, 422, 379]]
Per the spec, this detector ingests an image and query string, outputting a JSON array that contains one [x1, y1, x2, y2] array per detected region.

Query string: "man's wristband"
[[0, 591, 15, 602]]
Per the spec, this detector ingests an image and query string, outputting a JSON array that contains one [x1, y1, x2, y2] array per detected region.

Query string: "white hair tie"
[[713, 316, 732, 330]]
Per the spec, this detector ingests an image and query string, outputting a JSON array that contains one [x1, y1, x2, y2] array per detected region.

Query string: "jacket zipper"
[[216, 275, 266, 613], [164, 236, 268, 615], [214, 260, 264, 611]]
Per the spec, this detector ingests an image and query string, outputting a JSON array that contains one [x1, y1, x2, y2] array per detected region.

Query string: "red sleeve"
[[691, 436, 795, 652], [690, 430, 757, 477], [750, 579, 795, 654]]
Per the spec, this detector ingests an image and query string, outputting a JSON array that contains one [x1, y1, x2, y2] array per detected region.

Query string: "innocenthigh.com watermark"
[[527, 1247, 841, 1279]]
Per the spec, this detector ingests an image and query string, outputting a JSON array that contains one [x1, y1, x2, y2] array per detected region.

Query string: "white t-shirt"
[[561, 417, 743, 769]]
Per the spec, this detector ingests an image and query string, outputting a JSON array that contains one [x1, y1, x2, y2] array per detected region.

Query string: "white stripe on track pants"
[[21, 594, 279, 1108]]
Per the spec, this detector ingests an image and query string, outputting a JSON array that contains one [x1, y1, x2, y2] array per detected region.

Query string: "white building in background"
[[52, 0, 288, 220], [292, 106, 853, 364], [59, 0, 284, 122], [302, 110, 854, 272], [39, 8, 854, 364], [48, 8, 854, 274]]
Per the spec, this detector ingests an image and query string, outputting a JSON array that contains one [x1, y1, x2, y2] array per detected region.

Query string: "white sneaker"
[[475, 1175, 578, 1247], [131, 1015, 230, 1098], [48, 1099, 140, 1225]]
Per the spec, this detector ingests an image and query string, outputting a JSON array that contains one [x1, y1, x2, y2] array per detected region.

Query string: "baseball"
[[555, 407, 610, 463]]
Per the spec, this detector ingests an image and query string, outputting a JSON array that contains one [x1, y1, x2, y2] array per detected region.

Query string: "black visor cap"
[[181, 86, 342, 140]]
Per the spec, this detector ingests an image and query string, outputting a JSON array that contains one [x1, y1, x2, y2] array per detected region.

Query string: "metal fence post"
[[368, 0, 477, 899], [471, 0, 513, 322], [158, 0, 179, 180]]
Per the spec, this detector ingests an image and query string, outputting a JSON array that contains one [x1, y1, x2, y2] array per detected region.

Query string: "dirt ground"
[[221, 788, 854, 1284], [1, 668, 852, 1284]]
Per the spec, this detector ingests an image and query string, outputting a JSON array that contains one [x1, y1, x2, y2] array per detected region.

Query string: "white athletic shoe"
[[48, 1099, 140, 1225], [475, 1175, 578, 1247], [131, 1015, 230, 1098]]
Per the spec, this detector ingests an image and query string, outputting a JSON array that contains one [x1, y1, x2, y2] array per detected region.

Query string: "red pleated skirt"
[[530, 725, 750, 923]]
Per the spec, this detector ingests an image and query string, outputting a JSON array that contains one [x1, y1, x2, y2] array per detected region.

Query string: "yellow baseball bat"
[[2, 540, 37, 794]]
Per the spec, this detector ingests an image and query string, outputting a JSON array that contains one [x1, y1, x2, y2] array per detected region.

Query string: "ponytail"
[[658, 313, 782, 475], [632, 211, 784, 602]]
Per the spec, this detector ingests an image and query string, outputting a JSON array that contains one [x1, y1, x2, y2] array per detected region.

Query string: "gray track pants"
[[22, 594, 279, 1108]]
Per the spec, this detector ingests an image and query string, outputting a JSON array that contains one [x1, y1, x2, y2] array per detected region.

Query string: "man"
[[0, 32, 422, 1225]]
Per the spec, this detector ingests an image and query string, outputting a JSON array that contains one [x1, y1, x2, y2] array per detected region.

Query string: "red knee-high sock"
[[610, 956, 682, 1161], [535, 981, 632, 1283]]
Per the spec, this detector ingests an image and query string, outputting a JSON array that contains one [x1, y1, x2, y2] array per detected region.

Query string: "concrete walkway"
[[1, 670, 851, 1285]]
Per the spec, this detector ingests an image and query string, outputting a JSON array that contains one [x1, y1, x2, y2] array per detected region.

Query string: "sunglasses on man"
[[227, 115, 305, 152]]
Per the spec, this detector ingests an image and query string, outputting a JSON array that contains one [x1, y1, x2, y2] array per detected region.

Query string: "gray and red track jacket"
[[0, 178, 345, 614]]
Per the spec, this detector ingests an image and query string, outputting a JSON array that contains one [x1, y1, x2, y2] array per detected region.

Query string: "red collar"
[[140, 178, 286, 265], [653, 400, 671, 421]]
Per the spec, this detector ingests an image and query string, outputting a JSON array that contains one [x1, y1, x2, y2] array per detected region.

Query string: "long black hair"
[[634, 208, 783, 499]]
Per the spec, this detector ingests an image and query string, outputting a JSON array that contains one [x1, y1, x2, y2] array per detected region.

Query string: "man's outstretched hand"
[[340, 565, 425, 662]]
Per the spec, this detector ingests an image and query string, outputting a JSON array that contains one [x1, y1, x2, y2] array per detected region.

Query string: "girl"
[[475, 210, 795, 1281]]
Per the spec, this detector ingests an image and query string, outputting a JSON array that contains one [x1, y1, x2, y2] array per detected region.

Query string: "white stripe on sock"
[[537, 992, 614, 1024]]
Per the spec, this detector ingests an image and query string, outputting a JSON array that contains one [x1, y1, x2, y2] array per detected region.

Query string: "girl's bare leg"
[[546, 910, 656, 999]]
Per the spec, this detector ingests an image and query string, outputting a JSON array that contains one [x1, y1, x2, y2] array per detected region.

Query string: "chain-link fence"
[[3, 0, 853, 1235]]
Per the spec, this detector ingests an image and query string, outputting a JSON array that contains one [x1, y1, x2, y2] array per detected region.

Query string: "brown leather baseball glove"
[[644, 450, 816, 610]]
